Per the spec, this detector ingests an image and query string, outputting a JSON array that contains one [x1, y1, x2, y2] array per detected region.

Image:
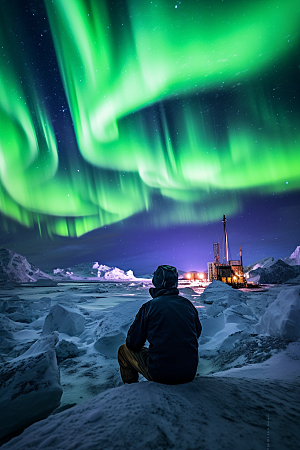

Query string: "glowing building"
[[208, 215, 247, 287]]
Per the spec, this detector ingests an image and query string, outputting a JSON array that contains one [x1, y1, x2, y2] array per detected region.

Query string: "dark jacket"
[[126, 287, 202, 384]]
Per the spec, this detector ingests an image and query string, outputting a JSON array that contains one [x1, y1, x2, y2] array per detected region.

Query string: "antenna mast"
[[222, 215, 229, 264]]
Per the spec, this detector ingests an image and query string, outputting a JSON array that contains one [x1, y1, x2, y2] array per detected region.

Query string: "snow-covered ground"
[[0, 248, 300, 449], [0, 278, 299, 449]]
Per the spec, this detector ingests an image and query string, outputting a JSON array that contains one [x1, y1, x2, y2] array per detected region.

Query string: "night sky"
[[0, 0, 299, 275]]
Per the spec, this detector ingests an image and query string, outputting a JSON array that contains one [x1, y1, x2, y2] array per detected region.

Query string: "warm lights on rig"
[[184, 271, 206, 281]]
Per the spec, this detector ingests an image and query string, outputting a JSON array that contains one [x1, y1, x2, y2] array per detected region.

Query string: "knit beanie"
[[152, 265, 178, 289]]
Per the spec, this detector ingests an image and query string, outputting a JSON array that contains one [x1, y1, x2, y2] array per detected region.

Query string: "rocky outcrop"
[[248, 259, 300, 284], [0, 248, 52, 284]]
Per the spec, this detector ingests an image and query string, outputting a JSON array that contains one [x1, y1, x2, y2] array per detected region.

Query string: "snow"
[[0, 294, 46, 325], [30, 279, 58, 287], [93, 263, 138, 280], [244, 256, 275, 273], [198, 280, 256, 355], [94, 298, 148, 357], [51, 262, 142, 281], [200, 279, 235, 304], [256, 285, 300, 340], [1, 374, 299, 450], [0, 332, 62, 440], [0, 250, 300, 449], [0, 248, 145, 284], [244, 246, 300, 274], [213, 341, 300, 380], [55, 339, 85, 362], [245, 246, 300, 284], [0, 313, 24, 340], [43, 304, 85, 337], [282, 245, 300, 266]]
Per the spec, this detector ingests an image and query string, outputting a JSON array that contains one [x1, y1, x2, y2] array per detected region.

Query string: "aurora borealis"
[[0, 0, 299, 273]]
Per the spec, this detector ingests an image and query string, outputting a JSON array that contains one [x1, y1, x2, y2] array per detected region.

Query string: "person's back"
[[129, 290, 200, 384], [118, 265, 202, 385]]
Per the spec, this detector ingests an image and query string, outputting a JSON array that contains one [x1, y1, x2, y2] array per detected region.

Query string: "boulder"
[[43, 304, 85, 336]]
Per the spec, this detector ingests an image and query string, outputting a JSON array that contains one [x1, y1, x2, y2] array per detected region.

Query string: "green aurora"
[[0, 0, 299, 237]]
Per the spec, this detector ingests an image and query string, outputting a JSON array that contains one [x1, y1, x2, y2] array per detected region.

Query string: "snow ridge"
[[248, 259, 300, 284], [282, 245, 300, 266], [244, 256, 275, 273], [52, 262, 139, 281]]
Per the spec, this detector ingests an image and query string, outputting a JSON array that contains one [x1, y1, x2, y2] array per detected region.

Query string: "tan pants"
[[118, 344, 153, 383]]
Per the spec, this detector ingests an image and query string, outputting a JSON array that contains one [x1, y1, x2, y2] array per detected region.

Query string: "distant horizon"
[[1, 242, 298, 277]]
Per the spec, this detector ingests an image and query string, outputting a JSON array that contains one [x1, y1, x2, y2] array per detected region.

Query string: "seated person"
[[118, 265, 202, 384]]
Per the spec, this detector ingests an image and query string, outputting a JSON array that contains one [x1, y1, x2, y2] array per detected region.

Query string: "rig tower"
[[207, 215, 247, 287]]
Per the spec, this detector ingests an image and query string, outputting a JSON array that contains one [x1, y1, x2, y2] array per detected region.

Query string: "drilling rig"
[[207, 215, 247, 287]]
